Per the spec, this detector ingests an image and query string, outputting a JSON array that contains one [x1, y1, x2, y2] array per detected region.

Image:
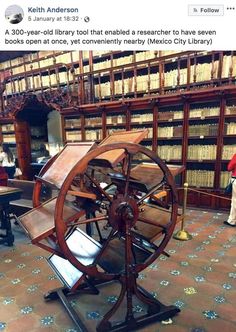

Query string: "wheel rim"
[[54, 142, 178, 278]]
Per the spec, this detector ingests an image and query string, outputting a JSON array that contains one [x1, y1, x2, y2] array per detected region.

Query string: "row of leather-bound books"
[[3, 55, 236, 97], [63, 106, 220, 131], [158, 123, 219, 138], [187, 170, 236, 189], [0, 50, 179, 72], [157, 145, 182, 160], [186, 170, 215, 188], [187, 145, 217, 160], [222, 145, 236, 160]]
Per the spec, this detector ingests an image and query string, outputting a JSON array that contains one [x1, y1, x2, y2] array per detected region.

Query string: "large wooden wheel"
[[54, 142, 178, 279], [18, 135, 181, 330], [38, 142, 181, 331]]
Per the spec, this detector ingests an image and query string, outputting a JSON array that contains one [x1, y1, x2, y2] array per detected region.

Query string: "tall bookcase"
[[1, 50, 236, 209], [0, 121, 16, 157]]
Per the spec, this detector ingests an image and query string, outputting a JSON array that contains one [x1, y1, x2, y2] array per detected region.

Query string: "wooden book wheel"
[[49, 142, 179, 331], [19, 134, 182, 331]]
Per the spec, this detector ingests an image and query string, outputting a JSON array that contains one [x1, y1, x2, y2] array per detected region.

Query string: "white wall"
[[47, 110, 63, 155]]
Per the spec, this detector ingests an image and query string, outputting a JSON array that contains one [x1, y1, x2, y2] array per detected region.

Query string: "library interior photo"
[[0, 50, 236, 332]]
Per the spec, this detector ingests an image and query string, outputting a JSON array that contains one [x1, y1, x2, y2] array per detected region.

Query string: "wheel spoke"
[[67, 214, 108, 227], [124, 152, 132, 198], [85, 172, 113, 203], [54, 142, 179, 281], [137, 180, 166, 205]]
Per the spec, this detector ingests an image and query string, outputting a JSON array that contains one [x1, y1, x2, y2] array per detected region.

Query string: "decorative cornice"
[[1, 84, 236, 119], [3, 93, 29, 118], [37, 88, 75, 111], [0, 88, 76, 119]]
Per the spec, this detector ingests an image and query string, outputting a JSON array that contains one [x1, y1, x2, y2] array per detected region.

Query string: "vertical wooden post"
[[215, 95, 225, 192], [0, 82, 5, 117], [177, 58, 180, 89], [110, 52, 114, 101], [121, 68, 125, 100], [147, 61, 151, 96], [78, 51, 85, 104], [37, 52, 43, 93], [210, 51, 215, 84], [228, 51, 234, 84], [186, 54, 191, 90], [102, 108, 106, 139], [182, 97, 189, 187], [152, 103, 158, 153]]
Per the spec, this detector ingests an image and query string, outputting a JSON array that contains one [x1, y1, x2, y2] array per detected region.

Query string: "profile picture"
[[5, 5, 24, 24]]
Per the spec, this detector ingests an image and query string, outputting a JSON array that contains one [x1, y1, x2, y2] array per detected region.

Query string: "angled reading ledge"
[[19, 129, 184, 332], [35, 142, 96, 189], [91, 129, 148, 168]]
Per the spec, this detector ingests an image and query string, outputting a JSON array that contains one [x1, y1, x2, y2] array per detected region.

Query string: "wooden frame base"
[[44, 280, 180, 332]]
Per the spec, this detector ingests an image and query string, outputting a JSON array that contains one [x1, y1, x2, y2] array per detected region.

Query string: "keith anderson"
[[28, 7, 79, 13]]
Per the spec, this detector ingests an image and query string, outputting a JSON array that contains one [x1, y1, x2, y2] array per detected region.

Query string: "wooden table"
[[0, 186, 22, 246]]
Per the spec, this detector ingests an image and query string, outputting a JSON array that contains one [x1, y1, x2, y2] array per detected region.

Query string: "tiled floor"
[[0, 209, 236, 332]]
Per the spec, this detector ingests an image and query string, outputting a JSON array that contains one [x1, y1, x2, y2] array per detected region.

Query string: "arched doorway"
[[14, 95, 63, 179]]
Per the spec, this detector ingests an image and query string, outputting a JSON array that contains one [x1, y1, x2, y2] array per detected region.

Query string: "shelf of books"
[[2, 51, 236, 104], [1, 50, 236, 209], [186, 101, 220, 189], [84, 112, 103, 142], [156, 104, 184, 165], [0, 122, 17, 157], [63, 115, 83, 143]]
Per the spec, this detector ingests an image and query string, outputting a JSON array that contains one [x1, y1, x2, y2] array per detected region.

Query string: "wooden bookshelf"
[[0, 121, 17, 157], [1, 50, 236, 209], [61, 87, 236, 210]]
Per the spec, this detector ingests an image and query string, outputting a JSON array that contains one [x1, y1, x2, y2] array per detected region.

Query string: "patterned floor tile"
[[0, 210, 236, 331]]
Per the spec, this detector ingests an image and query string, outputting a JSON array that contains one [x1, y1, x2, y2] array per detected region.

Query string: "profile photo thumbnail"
[[5, 5, 24, 24]]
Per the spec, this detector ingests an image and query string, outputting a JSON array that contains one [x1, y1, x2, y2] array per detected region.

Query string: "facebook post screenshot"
[[0, 0, 236, 331]]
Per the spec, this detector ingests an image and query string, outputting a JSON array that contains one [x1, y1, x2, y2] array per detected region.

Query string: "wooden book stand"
[[18, 129, 184, 332]]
